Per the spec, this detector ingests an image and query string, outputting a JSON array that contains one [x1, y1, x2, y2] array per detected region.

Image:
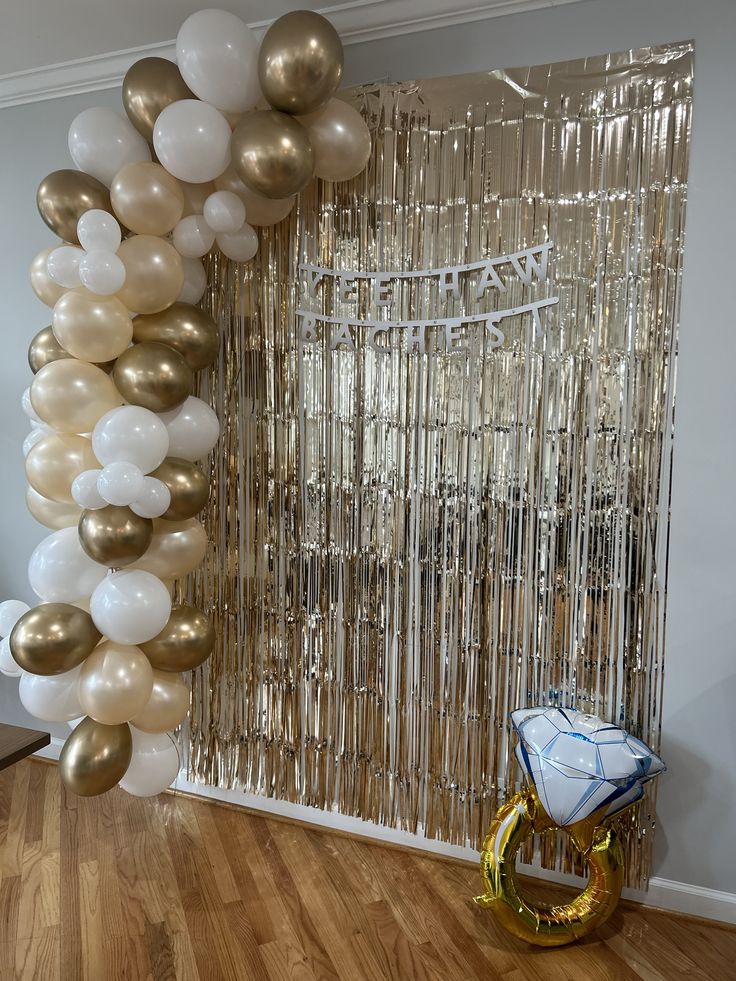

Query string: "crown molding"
[[0, 0, 587, 109]]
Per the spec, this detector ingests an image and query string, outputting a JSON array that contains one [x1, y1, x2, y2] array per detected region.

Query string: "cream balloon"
[[30, 359, 121, 434], [68, 107, 151, 186], [28, 527, 107, 603], [177, 258, 207, 304], [110, 162, 185, 236], [153, 100, 231, 184], [26, 487, 82, 529], [160, 397, 220, 461], [25, 433, 99, 503], [116, 235, 184, 315], [52, 288, 132, 362], [176, 9, 261, 113], [179, 181, 215, 218], [130, 670, 189, 734], [30, 246, 68, 307], [92, 405, 169, 474], [302, 99, 372, 182], [79, 641, 154, 725], [172, 215, 215, 258], [134, 518, 207, 579], [19, 665, 83, 722], [214, 165, 295, 226], [119, 730, 180, 796], [90, 569, 171, 645]]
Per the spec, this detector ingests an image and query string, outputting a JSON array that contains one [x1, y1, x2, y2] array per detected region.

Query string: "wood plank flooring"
[[0, 758, 733, 980]]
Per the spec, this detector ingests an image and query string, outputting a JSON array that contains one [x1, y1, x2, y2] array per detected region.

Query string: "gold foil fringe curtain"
[[182, 43, 692, 888]]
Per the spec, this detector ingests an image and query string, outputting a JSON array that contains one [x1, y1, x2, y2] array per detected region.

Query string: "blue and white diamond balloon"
[[511, 707, 665, 827]]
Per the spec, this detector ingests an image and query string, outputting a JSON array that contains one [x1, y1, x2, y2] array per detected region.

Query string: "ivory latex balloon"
[[217, 224, 258, 263], [23, 428, 47, 457], [122, 57, 194, 142], [116, 235, 184, 315], [130, 478, 171, 520], [28, 325, 72, 374], [119, 730, 180, 797], [78, 504, 153, 567], [177, 258, 207, 304], [113, 342, 192, 413], [9, 603, 101, 675], [111, 162, 185, 236], [96, 461, 144, 507], [59, 716, 132, 796], [130, 670, 189, 734], [25, 433, 99, 503], [71, 469, 106, 510], [26, 487, 82, 529], [77, 209, 122, 253], [30, 360, 121, 434], [36, 171, 111, 245], [90, 569, 171, 645], [302, 99, 372, 182], [176, 9, 261, 113], [140, 604, 214, 672], [132, 303, 218, 371], [68, 107, 151, 186], [0, 600, 31, 637], [28, 526, 107, 603], [0, 637, 21, 678], [149, 457, 209, 520], [78, 251, 127, 296], [92, 405, 169, 473], [231, 110, 314, 199], [19, 665, 84, 723], [160, 396, 220, 461], [203, 190, 245, 233], [214, 165, 295, 226], [133, 518, 207, 579], [52, 288, 133, 363], [79, 641, 154, 725], [153, 100, 231, 184], [46, 245, 83, 288], [172, 215, 215, 258]]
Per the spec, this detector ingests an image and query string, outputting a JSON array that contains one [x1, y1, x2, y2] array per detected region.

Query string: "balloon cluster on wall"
[[5, 9, 371, 798]]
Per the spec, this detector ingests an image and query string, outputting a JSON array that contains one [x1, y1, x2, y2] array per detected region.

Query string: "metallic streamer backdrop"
[[183, 42, 692, 887]]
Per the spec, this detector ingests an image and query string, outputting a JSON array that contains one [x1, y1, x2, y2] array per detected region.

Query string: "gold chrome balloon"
[[36, 170, 111, 245], [116, 235, 184, 316], [113, 341, 192, 413], [132, 303, 218, 371], [78, 505, 153, 567], [110, 162, 185, 237], [25, 433, 99, 504], [29, 247, 67, 308], [258, 10, 343, 116], [475, 785, 624, 946], [10, 603, 101, 675], [28, 326, 72, 373], [149, 457, 209, 520], [122, 57, 194, 143], [59, 717, 132, 797], [26, 487, 81, 529], [231, 111, 315, 199], [130, 670, 189, 733], [140, 604, 215, 672]]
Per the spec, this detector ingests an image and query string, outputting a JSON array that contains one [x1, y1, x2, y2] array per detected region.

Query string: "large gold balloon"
[[149, 457, 209, 520], [258, 10, 343, 116], [25, 434, 99, 504], [116, 235, 184, 315], [79, 642, 154, 726], [78, 505, 153, 567], [214, 165, 295, 226], [122, 57, 194, 142], [110, 162, 184, 236], [30, 247, 67, 307], [52, 288, 133, 363], [59, 717, 132, 797], [134, 518, 207, 579], [140, 604, 215, 672], [113, 341, 191, 413], [10, 604, 101, 675], [28, 326, 73, 373], [132, 303, 218, 371], [130, 670, 189, 733], [26, 487, 82, 529], [37, 170, 111, 245], [231, 111, 315, 199], [30, 359, 121, 434]]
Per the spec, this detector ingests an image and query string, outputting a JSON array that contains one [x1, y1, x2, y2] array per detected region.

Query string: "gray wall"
[[1, 0, 734, 893]]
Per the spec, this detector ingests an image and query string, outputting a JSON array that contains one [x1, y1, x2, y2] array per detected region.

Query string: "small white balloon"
[[153, 100, 231, 184], [77, 210, 122, 253], [28, 527, 107, 603], [172, 215, 216, 258], [69, 108, 151, 186], [0, 599, 30, 637], [90, 569, 172, 646], [130, 477, 171, 519], [203, 191, 246, 233], [97, 461, 145, 506], [78, 251, 126, 295], [92, 405, 169, 474], [22, 387, 42, 423], [71, 469, 106, 509], [19, 666, 83, 722], [0, 637, 22, 677], [23, 428, 47, 457], [216, 224, 258, 263], [176, 9, 261, 113], [177, 257, 207, 305], [119, 730, 180, 797], [160, 396, 220, 462], [47, 246, 83, 288]]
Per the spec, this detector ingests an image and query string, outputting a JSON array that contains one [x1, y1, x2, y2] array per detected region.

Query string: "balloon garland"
[[3, 8, 371, 798]]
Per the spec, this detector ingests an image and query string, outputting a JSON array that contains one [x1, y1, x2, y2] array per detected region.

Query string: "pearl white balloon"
[[28, 527, 107, 602], [172, 215, 216, 258], [119, 730, 180, 797], [22, 387, 42, 423], [68, 108, 151, 186], [176, 9, 261, 113], [177, 257, 207, 305], [23, 428, 47, 457], [47, 246, 83, 288], [216, 224, 258, 263], [203, 191, 245, 233], [90, 569, 171, 645], [77, 210, 122, 253], [130, 477, 171, 519], [153, 100, 231, 184], [160, 396, 220, 462], [71, 469, 106, 509], [0, 637, 22, 677], [0, 599, 30, 637], [19, 666, 83, 722], [92, 406, 169, 474], [97, 461, 145, 506], [78, 251, 126, 295]]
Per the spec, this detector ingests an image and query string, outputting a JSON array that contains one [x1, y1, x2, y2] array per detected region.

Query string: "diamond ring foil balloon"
[[475, 707, 665, 947]]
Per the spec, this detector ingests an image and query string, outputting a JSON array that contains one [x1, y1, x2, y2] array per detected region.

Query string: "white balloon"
[[78, 251, 126, 295], [90, 569, 171, 645], [77, 210, 122, 253], [177, 257, 207, 305], [28, 527, 106, 602], [19, 666, 83, 722], [23, 428, 47, 457], [153, 100, 231, 184], [176, 9, 261, 113], [68, 108, 151, 186], [160, 396, 220, 462], [130, 477, 171, 519], [216, 224, 258, 263], [92, 406, 169, 474], [47, 246, 83, 288], [119, 730, 180, 797], [97, 461, 145, 506], [0, 637, 21, 677], [203, 191, 245, 233], [0, 599, 30, 638], [173, 215, 216, 258], [22, 387, 42, 422], [71, 469, 106, 509]]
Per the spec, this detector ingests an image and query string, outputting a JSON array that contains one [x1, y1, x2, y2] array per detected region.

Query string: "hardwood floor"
[[0, 759, 733, 980]]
